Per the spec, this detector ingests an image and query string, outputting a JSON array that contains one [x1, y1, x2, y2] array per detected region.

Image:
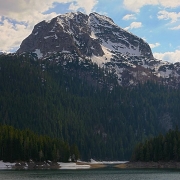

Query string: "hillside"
[[17, 12, 180, 87], [0, 124, 75, 162], [1, 53, 180, 160], [131, 127, 180, 162], [1, 12, 180, 161]]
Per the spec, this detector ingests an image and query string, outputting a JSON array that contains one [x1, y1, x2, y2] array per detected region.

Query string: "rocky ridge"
[[17, 12, 180, 87]]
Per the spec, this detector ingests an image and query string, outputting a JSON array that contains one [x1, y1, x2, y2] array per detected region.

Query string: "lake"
[[0, 168, 180, 180]]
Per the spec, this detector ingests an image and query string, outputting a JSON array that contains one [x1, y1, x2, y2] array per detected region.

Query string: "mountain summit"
[[2, 12, 180, 161], [17, 12, 180, 86], [17, 12, 153, 59]]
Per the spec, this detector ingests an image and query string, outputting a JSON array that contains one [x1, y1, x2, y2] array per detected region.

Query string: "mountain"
[[1, 53, 180, 161], [17, 12, 153, 58], [0, 52, 5, 55], [2, 12, 180, 161], [17, 12, 180, 87]]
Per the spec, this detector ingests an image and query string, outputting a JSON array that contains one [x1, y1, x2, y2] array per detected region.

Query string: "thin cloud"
[[68, 0, 98, 14], [0, 0, 98, 21], [123, 0, 180, 12], [149, 43, 160, 49], [122, 14, 136, 20], [158, 10, 180, 23], [170, 25, 180, 30], [154, 50, 180, 63], [0, 19, 30, 52], [124, 22, 142, 30]]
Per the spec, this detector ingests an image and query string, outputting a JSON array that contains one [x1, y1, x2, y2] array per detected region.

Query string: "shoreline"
[[0, 160, 90, 170], [2, 160, 180, 170], [115, 161, 180, 169], [0, 160, 126, 170]]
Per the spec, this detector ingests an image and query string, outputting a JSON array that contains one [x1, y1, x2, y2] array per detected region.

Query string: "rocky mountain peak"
[[89, 12, 116, 26], [17, 12, 153, 59], [17, 12, 180, 87]]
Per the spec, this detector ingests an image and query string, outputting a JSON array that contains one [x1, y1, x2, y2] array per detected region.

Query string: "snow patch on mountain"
[[90, 31, 97, 39], [17, 12, 180, 87], [34, 49, 43, 59], [0, 161, 16, 169], [90, 12, 116, 27], [91, 45, 112, 66]]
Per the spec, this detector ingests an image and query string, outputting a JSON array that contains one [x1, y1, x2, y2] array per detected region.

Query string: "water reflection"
[[0, 169, 180, 180]]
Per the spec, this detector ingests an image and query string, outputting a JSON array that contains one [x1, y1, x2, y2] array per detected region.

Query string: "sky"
[[0, 0, 180, 63]]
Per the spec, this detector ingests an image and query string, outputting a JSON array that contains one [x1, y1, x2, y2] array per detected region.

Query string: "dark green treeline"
[[0, 124, 79, 162], [131, 127, 180, 162], [1, 53, 180, 161]]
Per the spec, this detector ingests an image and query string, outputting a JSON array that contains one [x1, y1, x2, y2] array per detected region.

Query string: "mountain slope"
[[17, 12, 153, 59], [2, 12, 180, 160], [17, 12, 169, 86], [1, 53, 180, 160], [17, 12, 180, 87]]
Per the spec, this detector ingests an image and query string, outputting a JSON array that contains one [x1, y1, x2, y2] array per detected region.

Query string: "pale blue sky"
[[0, 0, 180, 62]]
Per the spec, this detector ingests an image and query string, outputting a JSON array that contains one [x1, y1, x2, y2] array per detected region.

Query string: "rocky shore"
[[0, 160, 90, 170], [2, 160, 180, 170], [115, 161, 180, 169], [13, 160, 60, 169]]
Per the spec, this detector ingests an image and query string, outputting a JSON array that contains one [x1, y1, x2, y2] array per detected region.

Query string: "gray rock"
[[17, 12, 153, 59]]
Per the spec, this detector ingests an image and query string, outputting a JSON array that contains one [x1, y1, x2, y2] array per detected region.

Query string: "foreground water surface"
[[1, 169, 180, 180]]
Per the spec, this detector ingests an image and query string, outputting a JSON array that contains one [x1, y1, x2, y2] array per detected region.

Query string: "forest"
[[1, 53, 180, 160], [131, 127, 180, 162], [0, 124, 79, 162]]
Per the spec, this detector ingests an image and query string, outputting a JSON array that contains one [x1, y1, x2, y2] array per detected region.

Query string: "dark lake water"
[[1, 169, 180, 180]]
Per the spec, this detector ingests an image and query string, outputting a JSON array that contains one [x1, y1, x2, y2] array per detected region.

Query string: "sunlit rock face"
[[17, 12, 180, 87], [17, 11, 153, 59]]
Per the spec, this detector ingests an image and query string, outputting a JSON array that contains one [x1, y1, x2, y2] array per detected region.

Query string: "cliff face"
[[17, 12, 153, 59], [17, 12, 180, 87]]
